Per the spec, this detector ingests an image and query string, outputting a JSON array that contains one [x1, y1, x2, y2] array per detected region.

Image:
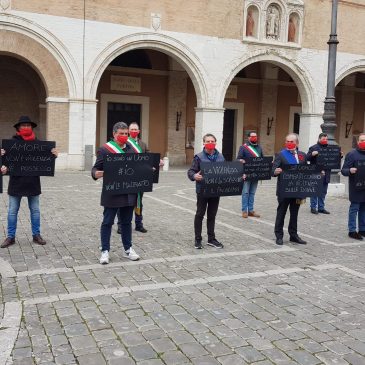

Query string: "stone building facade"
[[1, 0, 365, 168]]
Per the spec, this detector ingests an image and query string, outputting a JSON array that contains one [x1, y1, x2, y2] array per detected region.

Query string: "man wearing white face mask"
[[188, 134, 224, 250]]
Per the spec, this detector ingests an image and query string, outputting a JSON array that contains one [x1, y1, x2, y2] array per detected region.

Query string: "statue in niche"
[[266, 6, 280, 40], [246, 9, 255, 37], [288, 17, 296, 42]]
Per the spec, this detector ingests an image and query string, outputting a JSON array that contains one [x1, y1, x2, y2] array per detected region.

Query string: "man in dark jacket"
[[187, 133, 224, 250], [236, 131, 263, 218], [306, 133, 332, 214], [272, 133, 307, 246], [341, 133, 365, 240], [92, 121, 140, 264], [1, 116, 58, 248]]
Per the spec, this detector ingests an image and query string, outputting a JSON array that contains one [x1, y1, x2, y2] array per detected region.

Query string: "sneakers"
[[100, 250, 109, 264], [207, 239, 224, 249], [124, 247, 140, 261], [1, 237, 15, 248], [33, 235, 46, 245], [195, 239, 203, 249]]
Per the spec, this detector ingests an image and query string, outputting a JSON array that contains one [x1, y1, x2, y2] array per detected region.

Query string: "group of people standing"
[[2, 117, 365, 265]]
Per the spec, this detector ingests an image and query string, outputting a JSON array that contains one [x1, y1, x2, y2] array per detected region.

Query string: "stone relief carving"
[[0, 0, 11, 11], [266, 5, 280, 40], [151, 13, 161, 31], [246, 9, 255, 36]]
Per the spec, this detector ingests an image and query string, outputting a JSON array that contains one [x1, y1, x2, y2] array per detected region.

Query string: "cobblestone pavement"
[[0, 170, 365, 365]]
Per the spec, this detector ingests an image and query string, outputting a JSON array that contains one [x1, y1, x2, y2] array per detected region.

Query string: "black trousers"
[[194, 194, 220, 241], [117, 192, 143, 228], [274, 198, 300, 239]]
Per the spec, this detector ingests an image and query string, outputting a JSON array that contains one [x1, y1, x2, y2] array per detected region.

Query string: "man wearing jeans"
[[341, 133, 365, 240], [92, 121, 140, 264], [1, 116, 58, 248], [236, 131, 263, 218]]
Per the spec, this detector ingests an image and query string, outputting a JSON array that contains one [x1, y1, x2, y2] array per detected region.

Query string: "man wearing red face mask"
[[306, 133, 336, 215], [188, 134, 225, 249], [236, 131, 263, 218], [272, 133, 307, 245], [341, 133, 365, 240], [92, 122, 140, 264], [1, 116, 58, 248]]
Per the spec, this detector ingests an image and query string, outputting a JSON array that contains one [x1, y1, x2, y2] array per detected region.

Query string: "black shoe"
[[358, 231, 365, 237], [290, 236, 307, 244], [135, 226, 147, 233], [207, 239, 224, 249], [276, 238, 283, 245], [117, 227, 122, 234], [348, 232, 363, 240], [310, 208, 318, 214], [195, 239, 203, 249], [318, 209, 330, 214]]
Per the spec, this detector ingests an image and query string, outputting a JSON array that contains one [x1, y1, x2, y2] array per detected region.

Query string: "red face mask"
[[358, 141, 365, 150], [319, 139, 328, 146], [18, 127, 33, 137], [249, 136, 258, 144], [129, 131, 139, 139], [116, 135, 128, 145], [285, 142, 296, 150], [204, 143, 216, 150]]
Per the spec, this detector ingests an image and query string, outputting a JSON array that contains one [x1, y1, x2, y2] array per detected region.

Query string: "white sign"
[[111, 75, 141, 92], [225, 85, 238, 99]]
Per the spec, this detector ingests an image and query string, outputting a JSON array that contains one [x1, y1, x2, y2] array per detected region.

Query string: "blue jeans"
[[310, 182, 329, 210], [7, 195, 40, 238], [348, 202, 365, 233], [101, 206, 134, 252], [242, 180, 258, 212]]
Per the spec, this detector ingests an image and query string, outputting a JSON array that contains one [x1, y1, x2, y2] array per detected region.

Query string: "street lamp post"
[[321, 0, 339, 144]]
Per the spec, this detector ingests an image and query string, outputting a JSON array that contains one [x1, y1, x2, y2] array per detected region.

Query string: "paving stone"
[[77, 353, 107, 365], [128, 344, 157, 361]]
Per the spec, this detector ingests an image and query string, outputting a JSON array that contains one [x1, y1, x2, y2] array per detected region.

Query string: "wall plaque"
[[111, 75, 141, 92]]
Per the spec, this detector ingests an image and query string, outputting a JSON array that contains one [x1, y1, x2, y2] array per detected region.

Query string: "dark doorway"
[[293, 112, 300, 134], [107, 103, 141, 141], [222, 109, 235, 161]]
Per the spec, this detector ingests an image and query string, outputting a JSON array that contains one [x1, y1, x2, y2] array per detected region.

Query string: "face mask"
[[18, 127, 33, 137], [249, 137, 258, 144], [204, 143, 216, 150], [319, 139, 328, 146], [130, 131, 139, 139], [285, 142, 296, 150], [358, 141, 365, 150], [116, 135, 128, 145]]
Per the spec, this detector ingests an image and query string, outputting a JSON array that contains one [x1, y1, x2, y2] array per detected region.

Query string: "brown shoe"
[[248, 211, 260, 218], [33, 235, 46, 245], [242, 212, 248, 218], [1, 237, 15, 248]]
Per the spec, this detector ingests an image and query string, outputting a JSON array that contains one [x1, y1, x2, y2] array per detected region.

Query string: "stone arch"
[[336, 60, 365, 86], [0, 14, 79, 98], [219, 50, 316, 114], [87, 32, 208, 108]]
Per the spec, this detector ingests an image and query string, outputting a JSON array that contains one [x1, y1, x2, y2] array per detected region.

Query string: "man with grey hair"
[[92, 121, 140, 264], [272, 133, 307, 245]]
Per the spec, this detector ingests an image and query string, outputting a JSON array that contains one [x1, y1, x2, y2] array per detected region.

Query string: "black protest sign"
[[243, 156, 273, 181], [0, 156, 3, 194], [201, 161, 243, 198], [2, 139, 56, 176], [279, 164, 323, 198], [103, 153, 154, 195], [150, 153, 161, 183], [354, 160, 365, 190], [317, 145, 341, 169]]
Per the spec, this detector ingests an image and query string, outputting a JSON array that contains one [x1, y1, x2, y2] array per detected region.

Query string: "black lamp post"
[[321, 0, 339, 144]]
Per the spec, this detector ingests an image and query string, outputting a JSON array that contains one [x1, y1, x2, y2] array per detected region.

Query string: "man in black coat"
[[341, 133, 365, 240], [1, 116, 58, 248], [272, 133, 307, 246], [306, 133, 333, 214], [92, 121, 140, 264]]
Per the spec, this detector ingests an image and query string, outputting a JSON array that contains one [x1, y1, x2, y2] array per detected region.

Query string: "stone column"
[[194, 107, 225, 154], [299, 113, 323, 152], [166, 71, 188, 165]]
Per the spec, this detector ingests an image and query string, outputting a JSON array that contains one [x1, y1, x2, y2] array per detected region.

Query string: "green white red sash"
[[128, 137, 143, 153], [243, 143, 260, 157], [103, 140, 125, 154], [127, 137, 143, 214]]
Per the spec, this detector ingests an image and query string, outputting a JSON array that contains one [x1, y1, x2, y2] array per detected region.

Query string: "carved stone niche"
[[265, 3, 281, 41], [245, 5, 259, 38], [0, 0, 11, 11]]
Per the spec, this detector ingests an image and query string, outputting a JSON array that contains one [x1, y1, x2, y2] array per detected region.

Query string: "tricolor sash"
[[103, 140, 125, 154], [127, 137, 143, 214], [128, 137, 143, 153], [243, 143, 260, 157]]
